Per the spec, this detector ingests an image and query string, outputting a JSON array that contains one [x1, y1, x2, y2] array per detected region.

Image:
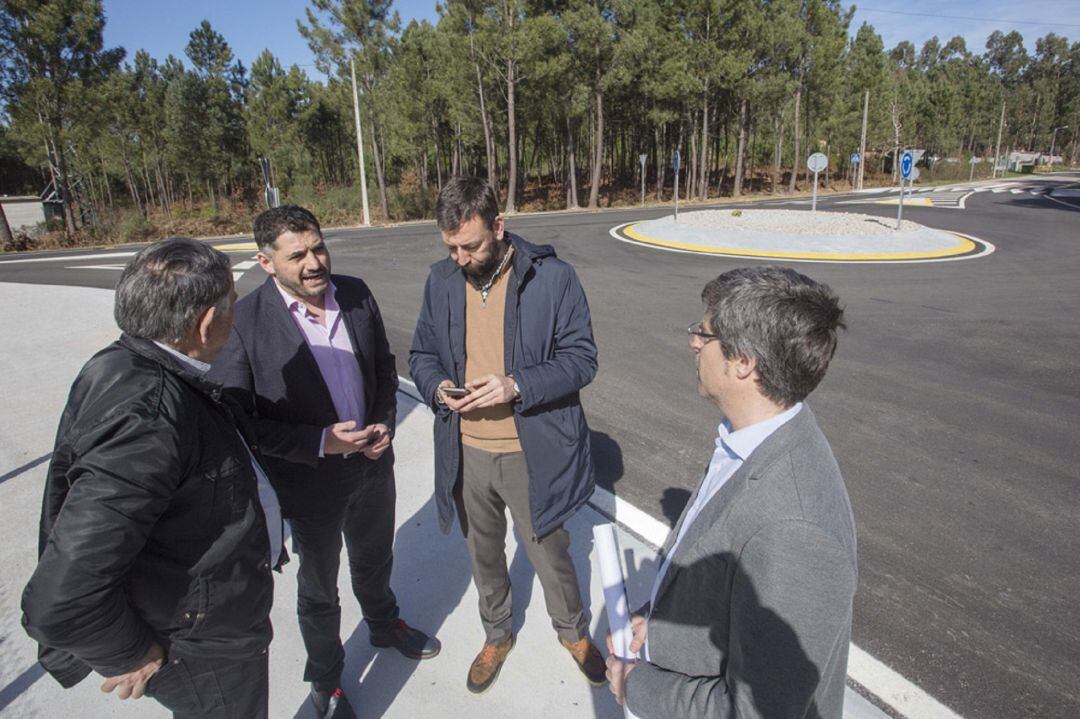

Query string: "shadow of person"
[[590, 430, 624, 493], [623, 551, 827, 719], [290, 494, 473, 719], [659, 488, 690, 529]]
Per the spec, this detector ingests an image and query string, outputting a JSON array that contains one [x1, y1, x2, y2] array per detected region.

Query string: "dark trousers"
[[288, 451, 399, 692], [454, 445, 588, 644], [145, 652, 268, 718]]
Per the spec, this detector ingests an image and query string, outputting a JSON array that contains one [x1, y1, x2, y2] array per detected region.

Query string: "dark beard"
[[465, 240, 507, 280]]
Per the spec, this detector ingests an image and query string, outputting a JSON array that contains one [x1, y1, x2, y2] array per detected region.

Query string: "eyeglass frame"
[[687, 321, 720, 344]]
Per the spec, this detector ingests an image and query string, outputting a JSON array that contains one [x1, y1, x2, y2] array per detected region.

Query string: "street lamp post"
[[1049, 126, 1069, 169]]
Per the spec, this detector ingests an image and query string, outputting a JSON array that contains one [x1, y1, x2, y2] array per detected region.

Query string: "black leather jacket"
[[22, 335, 275, 687]]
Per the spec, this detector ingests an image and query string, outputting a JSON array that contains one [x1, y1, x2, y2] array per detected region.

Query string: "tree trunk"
[[369, 108, 389, 218], [788, 79, 802, 193], [49, 133, 79, 235], [857, 88, 869, 189], [587, 80, 604, 209], [773, 114, 784, 193], [0, 202, 13, 247], [733, 98, 749, 198], [566, 115, 579, 209], [505, 56, 518, 214], [698, 92, 709, 199]]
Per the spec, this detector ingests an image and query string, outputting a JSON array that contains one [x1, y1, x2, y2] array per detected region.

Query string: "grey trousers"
[[455, 444, 589, 644]]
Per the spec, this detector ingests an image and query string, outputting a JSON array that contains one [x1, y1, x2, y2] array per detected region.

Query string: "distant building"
[[1, 196, 47, 231]]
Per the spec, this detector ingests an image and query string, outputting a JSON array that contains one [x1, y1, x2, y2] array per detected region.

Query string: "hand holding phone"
[[440, 386, 470, 398]]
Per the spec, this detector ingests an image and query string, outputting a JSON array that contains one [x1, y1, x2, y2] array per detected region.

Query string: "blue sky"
[[102, 0, 1079, 77]]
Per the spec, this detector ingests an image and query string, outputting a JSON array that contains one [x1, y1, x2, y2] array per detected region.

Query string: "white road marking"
[[0, 250, 137, 265], [1010, 188, 1024, 194], [992, 187, 1010, 193], [64, 264, 126, 271], [233, 260, 258, 270], [847, 645, 963, 719]]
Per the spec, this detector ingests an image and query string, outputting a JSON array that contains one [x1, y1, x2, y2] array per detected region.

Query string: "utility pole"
[[350, 54, 371, 227], [992, 99, 1006, 179], [857, 89, 869, 190]]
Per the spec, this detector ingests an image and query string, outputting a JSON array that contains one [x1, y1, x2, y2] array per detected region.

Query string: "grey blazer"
[[625, 405, 858, 719]]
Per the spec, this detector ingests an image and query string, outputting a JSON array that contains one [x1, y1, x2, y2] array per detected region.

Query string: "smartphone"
[[441, 386, 470, 397]]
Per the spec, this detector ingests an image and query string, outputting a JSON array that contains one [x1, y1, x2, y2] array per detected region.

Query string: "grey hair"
[[701, 266, 845, 407], [114, 237, 233, 343]]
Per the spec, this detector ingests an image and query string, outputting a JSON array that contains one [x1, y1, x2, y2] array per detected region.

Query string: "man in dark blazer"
[[210, 206, 439, 719], [606, 266, 858, 719]]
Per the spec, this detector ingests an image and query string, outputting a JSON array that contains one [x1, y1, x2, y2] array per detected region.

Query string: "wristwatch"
[[509, 375, 521, 399]]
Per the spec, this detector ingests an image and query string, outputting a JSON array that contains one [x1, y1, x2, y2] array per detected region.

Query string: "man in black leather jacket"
[[22, 238, 283, 718]]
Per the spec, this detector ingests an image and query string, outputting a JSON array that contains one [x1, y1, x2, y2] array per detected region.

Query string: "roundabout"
[[610, 209, 994, 264]]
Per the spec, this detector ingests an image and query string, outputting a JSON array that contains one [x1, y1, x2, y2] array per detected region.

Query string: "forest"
[[1, 0, 1077, 247]]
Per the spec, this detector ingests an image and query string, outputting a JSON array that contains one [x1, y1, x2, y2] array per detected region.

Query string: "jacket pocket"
[[196, 455, 246, 526]]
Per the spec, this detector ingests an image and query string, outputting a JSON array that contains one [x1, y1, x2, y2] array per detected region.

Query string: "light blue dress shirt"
[[645, 402, 803, 660]]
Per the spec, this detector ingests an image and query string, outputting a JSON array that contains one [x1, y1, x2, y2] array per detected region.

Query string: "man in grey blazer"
[[606, 266, 857, 719]]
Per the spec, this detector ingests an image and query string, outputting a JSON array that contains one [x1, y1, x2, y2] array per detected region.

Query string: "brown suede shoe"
[[560, 637, 608, 687], [466, 636, 515, 694]]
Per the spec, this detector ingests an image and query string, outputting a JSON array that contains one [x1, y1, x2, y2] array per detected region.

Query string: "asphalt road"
[[2, 174, 1078, 718]]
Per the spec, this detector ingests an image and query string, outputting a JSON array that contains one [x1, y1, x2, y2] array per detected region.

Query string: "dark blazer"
[[409, 233, 597, 539], [625, 406, 858, 719], [209, 274, 398, 518]]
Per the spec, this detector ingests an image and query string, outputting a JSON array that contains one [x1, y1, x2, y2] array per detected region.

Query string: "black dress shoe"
[[310, 687, 357, 719], [369, 618, 441, 659]]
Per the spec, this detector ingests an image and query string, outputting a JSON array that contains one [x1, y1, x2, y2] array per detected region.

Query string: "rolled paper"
[[593, 523, 641, 719]]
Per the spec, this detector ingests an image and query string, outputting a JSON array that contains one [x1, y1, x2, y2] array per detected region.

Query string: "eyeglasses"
[[687, 321, 720, 344]]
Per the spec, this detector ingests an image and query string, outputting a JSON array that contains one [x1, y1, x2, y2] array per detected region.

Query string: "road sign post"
[[807, 152, 828, 212], [969, 156, 979, 181], [639, 154, 647, 207], [850, 152, 861, 189], [673, 150, 680, 222], [897, 150, 914, 229]]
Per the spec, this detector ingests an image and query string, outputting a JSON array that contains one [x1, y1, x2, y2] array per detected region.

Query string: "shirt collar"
[[153, 341, 211, 375], [717, 402, 803, 461], [275, 279, 337, 315]]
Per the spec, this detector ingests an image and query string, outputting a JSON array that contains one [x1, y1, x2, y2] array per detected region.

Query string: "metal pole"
[[350, 55, 371, 227], [812, 170, 819, 211], [992, 99, 1005, 179], [969, 158, 975, 182], [640, 155, 646, 207], [896, 177, 906, 230], [674, 166, 679, 222]]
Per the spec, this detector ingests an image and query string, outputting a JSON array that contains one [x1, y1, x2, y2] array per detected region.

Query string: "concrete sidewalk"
[[0, 282, 885, 718]]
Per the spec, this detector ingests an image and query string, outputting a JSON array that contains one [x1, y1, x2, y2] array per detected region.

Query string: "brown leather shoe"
[[560, 637, 608, 687], [466, 636, 515, 694]]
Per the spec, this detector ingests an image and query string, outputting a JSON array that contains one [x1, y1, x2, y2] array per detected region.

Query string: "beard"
[[464, 240, 506, 280]]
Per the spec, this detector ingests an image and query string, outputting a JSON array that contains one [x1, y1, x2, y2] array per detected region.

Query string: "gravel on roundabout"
[[619, 209, 983, 261]]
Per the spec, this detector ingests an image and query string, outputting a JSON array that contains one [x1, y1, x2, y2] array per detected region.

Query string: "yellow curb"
[[620, 225, 976, 261], [212, 242, 258, 251]]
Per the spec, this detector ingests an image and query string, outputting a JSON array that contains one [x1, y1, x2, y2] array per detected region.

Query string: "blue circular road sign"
[[900, 151, 914, 179]]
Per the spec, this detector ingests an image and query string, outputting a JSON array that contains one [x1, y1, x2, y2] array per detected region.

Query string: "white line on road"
[[847, 645, 962, 719], [233, 260, 258, 270], [0, 251, 137, 265], [1010, 188, 1024, 194], [992, 187, 1010, 193], [64, 264, 126, 271]]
